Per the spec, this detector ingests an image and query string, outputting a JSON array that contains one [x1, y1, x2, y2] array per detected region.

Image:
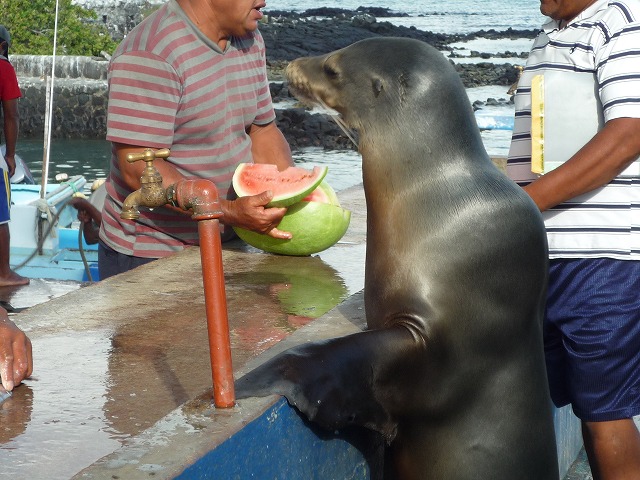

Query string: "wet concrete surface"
[[0, 278, 82, 313], [0, 185, 367, 479]]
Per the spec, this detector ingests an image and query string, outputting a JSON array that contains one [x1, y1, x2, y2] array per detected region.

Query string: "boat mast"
[[40, 0, 60, 200]]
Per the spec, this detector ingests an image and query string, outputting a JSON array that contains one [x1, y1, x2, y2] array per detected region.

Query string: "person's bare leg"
[[0, 224, 28, 287], [582, 419, 640, 480]]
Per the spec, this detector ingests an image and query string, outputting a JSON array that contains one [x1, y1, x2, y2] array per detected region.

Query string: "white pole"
[[40, 0, 60, 199]]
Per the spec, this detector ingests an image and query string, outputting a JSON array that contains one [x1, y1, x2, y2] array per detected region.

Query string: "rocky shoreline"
[[261, 7, 535, 84], [261, 8, 534, 150]]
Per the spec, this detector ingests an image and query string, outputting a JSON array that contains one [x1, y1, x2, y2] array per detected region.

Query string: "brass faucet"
[[121, 148, 171, 220]]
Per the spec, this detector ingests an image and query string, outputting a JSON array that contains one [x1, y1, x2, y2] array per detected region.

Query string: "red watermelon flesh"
[[233, 163, 328, 208]]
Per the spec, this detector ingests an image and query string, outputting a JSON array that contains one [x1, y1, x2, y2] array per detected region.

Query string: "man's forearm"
[[2, 99, 19, 157], [524, 117, 640, 212], [249, 121, 294, 170]]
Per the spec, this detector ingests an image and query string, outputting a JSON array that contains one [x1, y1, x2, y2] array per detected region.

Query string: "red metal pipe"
[[171, 179, 235, 408]]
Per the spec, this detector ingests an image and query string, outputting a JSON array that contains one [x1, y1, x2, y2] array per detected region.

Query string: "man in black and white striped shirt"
[[507, 1, 640, 478]]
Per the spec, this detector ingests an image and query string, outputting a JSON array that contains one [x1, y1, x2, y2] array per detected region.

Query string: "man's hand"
[[69, 197, 92, 224], [221, 190, 292, 239], [0, 311, 32, 392], [4, 154, 16, 178]]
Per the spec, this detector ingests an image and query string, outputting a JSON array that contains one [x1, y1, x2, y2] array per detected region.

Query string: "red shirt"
[[0, 57, 21, 101]]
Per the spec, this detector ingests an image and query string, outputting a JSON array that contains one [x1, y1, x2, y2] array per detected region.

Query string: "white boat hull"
[[9, 176, 99, 282]]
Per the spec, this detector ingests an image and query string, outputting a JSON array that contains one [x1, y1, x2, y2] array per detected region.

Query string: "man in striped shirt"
[[507, 1, 640, 477], [99, 0, 294, 279]]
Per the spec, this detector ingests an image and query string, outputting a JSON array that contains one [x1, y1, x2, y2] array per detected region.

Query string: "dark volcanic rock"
[[454, 62, 523, 88], [260, 10, 537, 66], [260, 10, 532, 150], [275, 108, 357, 151], [260, 12, 458, 64]]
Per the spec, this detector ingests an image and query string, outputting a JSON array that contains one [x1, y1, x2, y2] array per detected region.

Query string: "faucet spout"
[[120, 181, 169, 220], [121, 189, 142, 220]]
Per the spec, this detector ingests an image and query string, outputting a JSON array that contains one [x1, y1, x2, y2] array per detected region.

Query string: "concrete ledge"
[[74, 287, 583, 479]]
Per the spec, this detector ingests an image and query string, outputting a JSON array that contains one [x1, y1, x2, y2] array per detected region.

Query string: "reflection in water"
[[314, 242, 366, 297], [0, 332, 119, 479], [103, 314, 214, 438], [227, 254, 351, 356], [0, 383, 33, 443]]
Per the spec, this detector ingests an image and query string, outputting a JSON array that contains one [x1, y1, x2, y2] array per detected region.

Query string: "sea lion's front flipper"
[[236, 325, 420, 442]]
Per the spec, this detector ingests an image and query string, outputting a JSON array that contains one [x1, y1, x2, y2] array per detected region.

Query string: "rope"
[[13, 198, 67, 271], [59, 180, 80, 194], [39, 0, 61, 201], [77, 222, 94, 283], [14, 197, 96, 283]]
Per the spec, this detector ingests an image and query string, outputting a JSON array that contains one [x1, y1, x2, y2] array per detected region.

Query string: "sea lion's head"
[[285, 37, 470, 141]]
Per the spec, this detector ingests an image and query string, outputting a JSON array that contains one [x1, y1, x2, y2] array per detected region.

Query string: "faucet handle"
[[126, 148, 171, 165]]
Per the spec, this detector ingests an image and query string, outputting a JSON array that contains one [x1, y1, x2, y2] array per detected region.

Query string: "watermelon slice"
[[233, 163, 328, 208], [233, 201, 351, 256]]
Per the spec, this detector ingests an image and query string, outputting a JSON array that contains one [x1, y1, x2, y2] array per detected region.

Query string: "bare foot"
[[0, 271, 30, 287]]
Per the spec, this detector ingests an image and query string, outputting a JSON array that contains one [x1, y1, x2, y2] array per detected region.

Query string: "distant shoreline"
[[259, 8, 536, 87], [12, 7, 535, 146]]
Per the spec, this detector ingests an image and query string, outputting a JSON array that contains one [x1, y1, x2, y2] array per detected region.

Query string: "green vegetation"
[[0, 0, 118, 56]]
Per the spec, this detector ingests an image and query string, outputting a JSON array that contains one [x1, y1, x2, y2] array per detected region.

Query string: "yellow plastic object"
[[530, 74, 544, 175]]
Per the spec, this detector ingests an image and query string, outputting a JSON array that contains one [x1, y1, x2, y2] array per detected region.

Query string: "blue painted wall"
[[176, 398, 383, 480], [175, 399, 582, 479]]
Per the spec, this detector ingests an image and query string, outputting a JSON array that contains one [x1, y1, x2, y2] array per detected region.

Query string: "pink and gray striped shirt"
[[100, 0, 275, 257]]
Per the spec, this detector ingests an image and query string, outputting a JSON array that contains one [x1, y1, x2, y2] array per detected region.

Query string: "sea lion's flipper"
[[236, 326, 419, 442]]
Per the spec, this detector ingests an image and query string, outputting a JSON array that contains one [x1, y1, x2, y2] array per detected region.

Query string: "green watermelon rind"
[[233, 163, 329, 208], [233, 201, 351, 256]]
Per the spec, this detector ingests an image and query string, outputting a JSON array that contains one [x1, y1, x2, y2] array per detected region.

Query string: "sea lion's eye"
[[323, 63, 339, 79]]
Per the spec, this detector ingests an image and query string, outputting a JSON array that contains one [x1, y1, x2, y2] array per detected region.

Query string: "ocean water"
[[265, 0, 547, 34]]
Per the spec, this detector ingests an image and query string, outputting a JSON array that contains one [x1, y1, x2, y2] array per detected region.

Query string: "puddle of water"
[[0, 331, 120, 480], [224, 250, 359, 357], [0, 279, 81, 313]]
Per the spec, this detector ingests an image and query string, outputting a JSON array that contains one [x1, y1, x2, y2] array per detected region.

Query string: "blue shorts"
[[545, 258, 640, 421], [0, 169, 10, 224], [98, 241, 156, 280]]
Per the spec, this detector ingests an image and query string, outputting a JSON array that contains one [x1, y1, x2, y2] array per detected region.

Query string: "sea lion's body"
[[237, 38, 558, 479]]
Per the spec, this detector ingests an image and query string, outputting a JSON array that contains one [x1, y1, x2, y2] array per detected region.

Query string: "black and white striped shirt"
[[507, 0, 640, 259]]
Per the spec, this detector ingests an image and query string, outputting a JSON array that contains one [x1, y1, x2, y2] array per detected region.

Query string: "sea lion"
[[236, 37, 558, 479]]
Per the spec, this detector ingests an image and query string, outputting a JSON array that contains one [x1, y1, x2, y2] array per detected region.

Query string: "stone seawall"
[[12, 55, 109, 139], [9, 54, 354, 149]]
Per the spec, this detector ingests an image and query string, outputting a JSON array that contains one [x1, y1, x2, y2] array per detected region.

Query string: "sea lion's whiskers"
[[316, 98, 358, 148]]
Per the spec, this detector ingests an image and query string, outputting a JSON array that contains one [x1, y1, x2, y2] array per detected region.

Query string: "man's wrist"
[[218, 198, 232, 225]]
